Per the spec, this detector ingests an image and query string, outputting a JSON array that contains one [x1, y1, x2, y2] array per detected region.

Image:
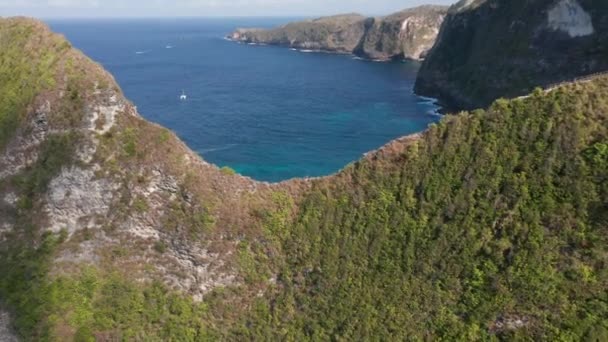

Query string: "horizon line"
[[2, 8, 438, 21]]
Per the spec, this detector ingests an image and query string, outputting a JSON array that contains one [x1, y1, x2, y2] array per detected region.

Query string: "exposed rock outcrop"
[[229, 6, 447, 61], [0, 309, 17, 342], [415, 0, 608, 111], [0, 17, 286, 302]]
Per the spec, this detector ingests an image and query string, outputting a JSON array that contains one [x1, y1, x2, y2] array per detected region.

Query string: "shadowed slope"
[[415, 0, 608, 111]]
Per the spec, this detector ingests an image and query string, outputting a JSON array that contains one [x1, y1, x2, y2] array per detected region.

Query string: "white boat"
[[180, 90, 187, 100]]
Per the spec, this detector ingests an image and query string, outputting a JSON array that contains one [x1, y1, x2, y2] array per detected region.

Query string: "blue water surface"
[[47, 18, 439, 182]]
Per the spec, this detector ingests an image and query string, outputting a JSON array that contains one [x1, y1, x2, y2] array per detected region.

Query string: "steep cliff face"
[[0, 16, 302, 319], [1, 17, 607, 341], [0, 17, 324, 341], [415, 0, 608, 111], [357, 6, 447, 60], [229, 6, 447, 60]]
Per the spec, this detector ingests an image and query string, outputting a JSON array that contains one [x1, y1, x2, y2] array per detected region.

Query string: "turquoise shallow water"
[[48, 18, 439, 182]]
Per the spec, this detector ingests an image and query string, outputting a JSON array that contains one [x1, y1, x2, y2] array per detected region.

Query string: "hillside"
[[0, 17, 301, 340], [415, 0, 608, 111], [229, 6, 447, 61], [1, 17, 607, 341]]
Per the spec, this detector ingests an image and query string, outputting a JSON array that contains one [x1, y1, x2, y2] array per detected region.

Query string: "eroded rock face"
[[547, 0, 594, 37], [157, 242, 237, 302], [415, 0, 608, 111], [0, 18, 278, 302], [358, 6, 447, 60], [0, 310, 18, 342], [0, 100, 51, 180], [45, 167, 118, 235], [229, 6, 447, 61]]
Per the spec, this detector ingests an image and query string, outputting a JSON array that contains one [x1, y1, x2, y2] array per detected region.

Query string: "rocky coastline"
[[228, 6, 447, 62]]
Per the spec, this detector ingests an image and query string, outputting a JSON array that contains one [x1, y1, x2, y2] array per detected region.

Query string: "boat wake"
[[198, 144, 239, 154]]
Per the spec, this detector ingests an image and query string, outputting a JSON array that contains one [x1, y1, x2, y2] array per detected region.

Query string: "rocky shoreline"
[[228, 6, 447, 62], [225, 36, 409, 62]]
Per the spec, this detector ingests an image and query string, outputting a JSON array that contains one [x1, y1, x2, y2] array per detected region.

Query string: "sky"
[[0, 0, 457, 18]]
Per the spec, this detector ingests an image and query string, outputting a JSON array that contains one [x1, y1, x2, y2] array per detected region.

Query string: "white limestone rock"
[[44, 167, 118, 236], [548, 0, 594, 37], [0, 310, 18, 342]]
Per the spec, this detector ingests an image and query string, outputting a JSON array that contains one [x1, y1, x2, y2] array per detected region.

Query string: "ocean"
[[48, 18, 439, 182]]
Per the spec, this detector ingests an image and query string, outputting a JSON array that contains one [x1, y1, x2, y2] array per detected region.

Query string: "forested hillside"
[[239, 82, 608, 340]]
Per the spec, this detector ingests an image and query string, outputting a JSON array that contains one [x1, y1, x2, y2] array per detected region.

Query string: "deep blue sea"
[[48, 18, 439, 182]]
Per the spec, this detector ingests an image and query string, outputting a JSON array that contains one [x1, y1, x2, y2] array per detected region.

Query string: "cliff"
[[1, 17, 607, 341], [229, 6, 447, 61], [0, 17, 302, 339], [415, 0, 608, 110]]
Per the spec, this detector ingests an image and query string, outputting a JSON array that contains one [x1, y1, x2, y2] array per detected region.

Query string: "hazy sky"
[[0, 0, 457, 18]]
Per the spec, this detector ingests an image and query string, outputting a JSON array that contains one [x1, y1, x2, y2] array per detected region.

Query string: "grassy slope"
[[0, 18, 71, 149], [0, 18, 607, 341]]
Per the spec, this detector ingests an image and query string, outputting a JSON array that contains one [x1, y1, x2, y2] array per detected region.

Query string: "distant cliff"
[[415, 0, 608, 111], [229, 6, 447, 61]]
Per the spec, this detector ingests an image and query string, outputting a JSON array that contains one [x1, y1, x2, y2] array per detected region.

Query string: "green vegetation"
[[0, 132, 77, 339], [157, 129, 171, 144], [0, 19, 69, 149], [235, 81, 608, 340], [12, 133, 78, 210], [220, 166, 237, 176], [153, 241, 168, 254], [2, 260, 217, 340], [162, 201, 216, 237], [133, 196, 149, 213], [121, 128, 138, 158]]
